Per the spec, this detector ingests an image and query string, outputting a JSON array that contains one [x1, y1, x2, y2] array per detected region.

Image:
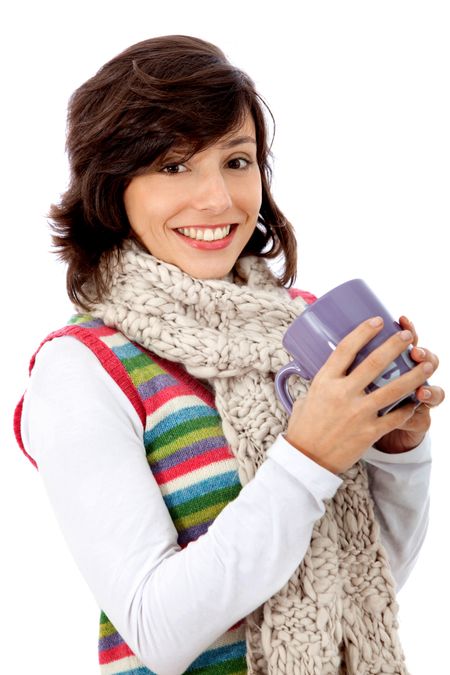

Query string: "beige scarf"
[[87, 239, 408, 674]]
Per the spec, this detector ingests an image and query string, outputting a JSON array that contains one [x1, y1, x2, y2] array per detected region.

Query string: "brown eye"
[[227, 157, 251, 170], [161, 163, 187, 174]]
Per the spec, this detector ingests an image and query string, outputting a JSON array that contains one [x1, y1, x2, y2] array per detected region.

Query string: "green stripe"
[[170, 484, 241, 520], [188, 657, 247, 674], [148, 426, 224, 462], [128, 361, 165, 387], [174, 500, 230, 530], [151, 415, 220, 450], [99, 610, 110, 625], [99, 611, 117, 638], [121, 352, 161, 374], [69, 313, 93, 325]]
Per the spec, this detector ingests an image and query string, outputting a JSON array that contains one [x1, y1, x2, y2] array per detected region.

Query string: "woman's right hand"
[[285, 316, 433, 474]]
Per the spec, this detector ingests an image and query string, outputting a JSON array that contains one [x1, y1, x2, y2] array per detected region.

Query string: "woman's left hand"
[[374, 316, 445, 453]]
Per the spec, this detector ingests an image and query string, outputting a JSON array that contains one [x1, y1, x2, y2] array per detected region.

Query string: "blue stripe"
[[186, 641, 247, 670], [112, 342, 143, 360], [144, 405, 217, 445], [163, 471, 240, 508]]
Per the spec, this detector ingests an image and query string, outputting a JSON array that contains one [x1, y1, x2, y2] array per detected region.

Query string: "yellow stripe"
[[174, 500, 228, 530], [150, 425, 224, 462], [129, 362, 164, 386], [99, 621, 117, 638]]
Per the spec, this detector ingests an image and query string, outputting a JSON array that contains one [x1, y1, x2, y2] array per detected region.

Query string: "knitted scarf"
[[86, 239, 408, 675]]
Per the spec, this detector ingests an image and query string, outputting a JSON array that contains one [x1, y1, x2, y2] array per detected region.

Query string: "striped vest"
[[15, 313, 248, 674], [14, 289, 315, 674]]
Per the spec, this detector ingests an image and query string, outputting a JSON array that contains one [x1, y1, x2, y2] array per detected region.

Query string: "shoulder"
[[18, 335, 145, 468]]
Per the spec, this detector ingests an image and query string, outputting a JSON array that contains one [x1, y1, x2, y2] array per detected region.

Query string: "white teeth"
[[177, 225, 232, 241]]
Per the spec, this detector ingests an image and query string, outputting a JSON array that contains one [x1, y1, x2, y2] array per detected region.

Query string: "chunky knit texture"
[[79, 240, 408, 674]]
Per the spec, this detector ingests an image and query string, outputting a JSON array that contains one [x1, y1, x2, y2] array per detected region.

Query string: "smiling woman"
[[48, 34, 297, 309], [14, 33, 441, 675], [123, 114, 262, 279]]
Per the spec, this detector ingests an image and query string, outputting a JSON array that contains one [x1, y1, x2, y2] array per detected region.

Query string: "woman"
[[15, 35, 443, 674]]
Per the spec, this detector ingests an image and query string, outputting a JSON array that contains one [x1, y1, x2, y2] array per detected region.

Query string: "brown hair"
[[49, 35, 298, 309]]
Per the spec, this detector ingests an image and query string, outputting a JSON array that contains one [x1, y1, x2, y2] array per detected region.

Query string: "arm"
[[362, 437, 431, 591], [21, 336, 341, 675]]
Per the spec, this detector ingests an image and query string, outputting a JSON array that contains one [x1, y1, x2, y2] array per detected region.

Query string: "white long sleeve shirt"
[[20, 336, 432, 675]]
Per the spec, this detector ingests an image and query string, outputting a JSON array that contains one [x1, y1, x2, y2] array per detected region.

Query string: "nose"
[[191, 169, 233, 214]]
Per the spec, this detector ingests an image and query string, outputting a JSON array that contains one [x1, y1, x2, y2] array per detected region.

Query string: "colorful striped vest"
[[14, 289, 315, 674], [15, 313, 248, 673]]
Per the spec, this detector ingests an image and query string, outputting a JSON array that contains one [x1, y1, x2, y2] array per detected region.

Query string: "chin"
[[183, 260, 234, 280]]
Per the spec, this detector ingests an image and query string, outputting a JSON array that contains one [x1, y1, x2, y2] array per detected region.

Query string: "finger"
[[367, 359, 433, 413], [375, 401, 418, 437], [410, 346, 440, 371], [325, 316, 386, 377], [399, 316, 418, 346], [348, 327, 415, 392], [415, 384, 446, 408]]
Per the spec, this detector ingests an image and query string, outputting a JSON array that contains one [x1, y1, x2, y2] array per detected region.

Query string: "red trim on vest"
[[15, 288, 315, 469], [14, 325, 148, 469], [13, 395, 35, 468]]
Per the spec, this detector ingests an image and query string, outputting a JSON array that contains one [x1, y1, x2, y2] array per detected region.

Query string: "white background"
[[1, 1, 448, 673]]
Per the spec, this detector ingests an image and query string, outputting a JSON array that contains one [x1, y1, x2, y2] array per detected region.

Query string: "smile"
[[176, 225, 232, 241], [173, 224, 238, 250]]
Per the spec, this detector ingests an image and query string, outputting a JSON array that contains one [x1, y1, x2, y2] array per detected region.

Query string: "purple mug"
[[275, 279, 421, 416]]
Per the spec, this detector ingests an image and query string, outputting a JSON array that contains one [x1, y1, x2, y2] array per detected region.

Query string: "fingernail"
[[416, 347, 426, 358], [422, 389, 432, 399], [370, 316, 383, 327], [400, 330, 413, 341], [423, 362, 433, 375]]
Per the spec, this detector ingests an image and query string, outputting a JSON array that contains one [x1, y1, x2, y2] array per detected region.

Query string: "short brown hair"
[[49, 35, 298, 309]]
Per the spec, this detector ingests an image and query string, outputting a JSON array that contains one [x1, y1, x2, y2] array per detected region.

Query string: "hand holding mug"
[[276, 279, 444, 473], [284, 315, 437, 474], [373, 315, 444, 454]]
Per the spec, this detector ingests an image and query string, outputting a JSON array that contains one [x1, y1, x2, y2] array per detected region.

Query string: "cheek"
[[123, 181, 167, 235], [247, 179, 262, 217], [123, 182, 145, 226], [234, 172, 262, 217]]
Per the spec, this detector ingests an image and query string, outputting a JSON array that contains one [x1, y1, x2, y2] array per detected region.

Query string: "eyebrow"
[[219, 135, 257, 149]]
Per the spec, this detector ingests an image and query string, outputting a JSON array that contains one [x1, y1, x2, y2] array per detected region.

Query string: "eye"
[[227, 157, 253, 170], [161, 163, 188, 175]]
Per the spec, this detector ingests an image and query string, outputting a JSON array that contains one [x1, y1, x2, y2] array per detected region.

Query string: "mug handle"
[[275, 362, 305, 414]]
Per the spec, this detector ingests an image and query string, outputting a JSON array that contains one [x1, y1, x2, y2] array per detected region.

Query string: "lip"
[[172, 224, 238, 250]]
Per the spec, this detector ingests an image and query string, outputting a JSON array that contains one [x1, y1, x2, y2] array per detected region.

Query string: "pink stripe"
[[99, 642, 135, 664], [153, 446, 232, 484], [91, 324, 117, 337], [143, 382, 196, 414]]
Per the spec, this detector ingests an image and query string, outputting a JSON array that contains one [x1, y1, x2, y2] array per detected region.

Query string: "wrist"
[[374, 432, 425, 454]]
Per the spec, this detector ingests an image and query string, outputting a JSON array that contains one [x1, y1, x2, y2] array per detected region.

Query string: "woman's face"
[[123, 112, 262, 279]]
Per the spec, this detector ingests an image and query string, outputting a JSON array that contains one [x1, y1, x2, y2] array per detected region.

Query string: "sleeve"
[[362, 438, 432, 591], [21, 336, 342, 675]]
